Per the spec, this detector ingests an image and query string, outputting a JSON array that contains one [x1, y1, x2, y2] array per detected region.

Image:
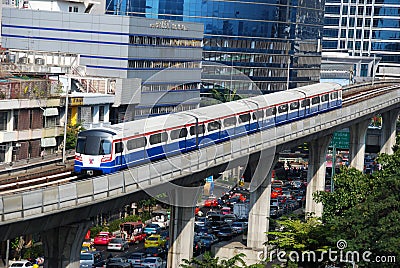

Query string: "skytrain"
[[74, 82, 342, 175]]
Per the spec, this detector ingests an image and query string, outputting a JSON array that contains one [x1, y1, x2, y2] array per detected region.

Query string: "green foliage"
[[210, 87, 240, 103], [90, 225, 106, 238], [22, 244, 44, 259], [267, 217, 329, 267], [180, 252, 263, 268], [66, 124, 84, 150], [313, 166, 374, 221], [313, 152, 400, 267], [267, 217, 327, 252]]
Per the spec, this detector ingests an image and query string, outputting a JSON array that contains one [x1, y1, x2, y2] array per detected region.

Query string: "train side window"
[[223, 117, 237, 127], [278, 104, 288, 113], [330, 91, 338, 99], [100, 139, 112, 155], [265, 107, 276, 116], [321, 94, 329, 102], [253, 110, 264, 120], [115, 142, 124, 153], [190, 124, 205, 135], [208, 121, 221, 132], [311, 96, 320, 105], [171, 128, 188, 140], [290, 101, 299, 110], [239, 113, 251, 123], [301, 99, 310, 107], [127, 137, 146, 150], [149, 132, 168, 145]]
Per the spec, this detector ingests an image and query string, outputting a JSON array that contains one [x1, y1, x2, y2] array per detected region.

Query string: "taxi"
[[144, 234, 166, 248], [81, 241, 96, 252], [93, 231, 114, 245]]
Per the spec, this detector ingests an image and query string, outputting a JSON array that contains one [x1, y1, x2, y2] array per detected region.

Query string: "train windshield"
[[76, 136, 112, 155]]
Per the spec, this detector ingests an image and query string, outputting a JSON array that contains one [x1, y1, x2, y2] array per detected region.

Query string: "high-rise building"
[[103, 0, 326, 92], [323, 0, 400, 79]]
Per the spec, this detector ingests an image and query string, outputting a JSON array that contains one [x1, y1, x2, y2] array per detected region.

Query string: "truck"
[[233, 202, 250, 220]]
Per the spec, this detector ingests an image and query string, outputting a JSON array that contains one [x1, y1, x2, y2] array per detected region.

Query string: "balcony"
[[0, 131, 17, 143]]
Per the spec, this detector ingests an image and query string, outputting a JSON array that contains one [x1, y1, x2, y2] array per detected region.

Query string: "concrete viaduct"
[[0, 81, 399, 267]]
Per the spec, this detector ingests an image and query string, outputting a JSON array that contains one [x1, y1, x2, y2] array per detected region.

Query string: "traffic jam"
[[79, 167, 308, 268]]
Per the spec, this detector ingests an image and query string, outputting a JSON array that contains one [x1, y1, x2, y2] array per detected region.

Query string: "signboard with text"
[[329, 131, 350, 149]]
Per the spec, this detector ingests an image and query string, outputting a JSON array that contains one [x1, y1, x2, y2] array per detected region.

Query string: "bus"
[[120, 221, 146, 244], [151, 210, 170, 229]]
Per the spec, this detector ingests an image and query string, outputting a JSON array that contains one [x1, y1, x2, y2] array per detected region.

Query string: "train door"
[[276, 103, 289, 124], [321, 93, 329, 111], [301, 98, 310, 116], [114, 141, 124, 167], [288, 101, 300, 120], [310, 95, 320, 114]]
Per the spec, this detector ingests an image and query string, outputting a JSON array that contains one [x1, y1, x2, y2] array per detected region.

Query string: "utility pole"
[[62, 85, 69, 165]]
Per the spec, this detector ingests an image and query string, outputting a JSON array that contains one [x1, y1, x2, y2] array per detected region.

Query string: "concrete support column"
[[305, 135, 331, 218], [349, 120, 370, 170], [41, 221, 92, 268], [380, 109, 400, 155], [247, 155, 278, 249], [167, 206, 195, 268]]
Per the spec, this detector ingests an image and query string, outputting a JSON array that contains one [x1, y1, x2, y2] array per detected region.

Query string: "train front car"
[[74, 129, 118, 175]]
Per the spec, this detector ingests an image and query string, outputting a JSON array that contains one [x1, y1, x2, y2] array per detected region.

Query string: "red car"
[[204, 198, 219, 207], [93, 231, 114, 245]]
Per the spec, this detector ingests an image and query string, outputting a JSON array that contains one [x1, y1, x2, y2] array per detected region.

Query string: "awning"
[[43, 108, 59, 117], [41, 137, 56, 147]]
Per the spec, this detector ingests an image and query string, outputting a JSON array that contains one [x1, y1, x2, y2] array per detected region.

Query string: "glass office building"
[[323, 0, 400, 78], [104, 0, 326, 92]]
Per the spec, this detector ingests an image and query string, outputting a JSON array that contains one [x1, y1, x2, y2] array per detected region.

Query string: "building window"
[[69, 6, 78, 12], [99, 106, 105, 122], [0, 112, 7, 131], [13, 111, 18, 131]]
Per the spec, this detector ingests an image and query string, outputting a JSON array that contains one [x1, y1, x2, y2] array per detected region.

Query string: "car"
[[106, 257, 128, 264], [204, 198, 219, 207], [93, 231, 114, 245], [80, 251, 106, 268], [225, 196, 241, 207], [270, 205, 283, 218], [144, 224, 161, 235], [205, 210, 220, 219], [105, 262, 132, 268], [9, 260, 34, 267], [127, 252, 146, 265], [200, 234, 219, 250], [208, 220, 227, 233], [145, 246, 167, 258], [231, 221, 248, 234], [216, 226, 234, 240], [223, 214, 237, 225], [141, 257, 165, 268], [220, 207, 231, 215], [194, 217, 207, 226], [107, 238, 130, 251], [195, 225, 212, 236], [144, 234, 167, 248], [81, 241, 96, 252], [193, 235, 204, 256]]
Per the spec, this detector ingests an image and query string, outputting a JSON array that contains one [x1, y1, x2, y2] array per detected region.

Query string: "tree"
[[210, 87, 240, 103], [313, 152, 400, 267], [180, 252, 263, 268], [66, 123, 84, 150], [267, 217, 329, 268]]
